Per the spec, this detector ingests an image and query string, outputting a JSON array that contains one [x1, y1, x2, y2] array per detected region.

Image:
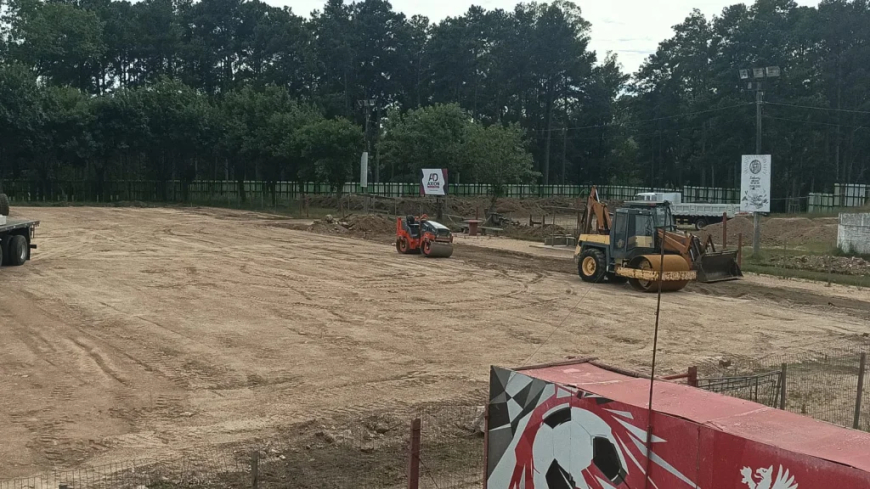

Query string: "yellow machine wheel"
[[578, 248, 607, 283], [628, 255, 691, 292], [582, 256, 597, 276]]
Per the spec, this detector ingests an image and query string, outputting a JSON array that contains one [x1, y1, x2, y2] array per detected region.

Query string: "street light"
[[738, 66, 780, 257]]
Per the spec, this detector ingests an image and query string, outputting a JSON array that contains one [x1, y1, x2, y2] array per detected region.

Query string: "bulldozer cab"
[[610, 208, 658, 261]]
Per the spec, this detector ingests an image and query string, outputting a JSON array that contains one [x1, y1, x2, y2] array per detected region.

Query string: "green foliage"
[[464, 123, 537, 203], [295, 118, 364, 195], [378, 104, 471, 181], [1, 0, 870, 209]]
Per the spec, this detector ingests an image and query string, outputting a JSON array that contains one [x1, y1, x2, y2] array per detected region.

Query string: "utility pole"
[[740, 65, 778, 258], [561, 127, 568, 186], [358, 99, 376, 183], [754, 86, 763, 257]]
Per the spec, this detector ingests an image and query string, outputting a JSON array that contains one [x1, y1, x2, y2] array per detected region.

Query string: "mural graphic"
[[740, 466, 798, 489], [487, 367, 699, 489]]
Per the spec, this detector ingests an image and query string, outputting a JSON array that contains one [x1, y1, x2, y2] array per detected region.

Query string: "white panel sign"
[[420, 169, 448, 196], [741, 155, 771, 213], [360, 152, 368, 188]]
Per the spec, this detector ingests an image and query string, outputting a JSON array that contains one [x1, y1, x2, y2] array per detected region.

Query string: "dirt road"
[[1, 207, 869, 478]]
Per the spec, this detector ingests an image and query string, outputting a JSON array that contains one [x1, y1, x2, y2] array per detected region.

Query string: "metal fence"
[[698, 347, 870, 431], [808, 183, 869, 213], [0, 180, 738, 206], [0, 404, 486, 489]]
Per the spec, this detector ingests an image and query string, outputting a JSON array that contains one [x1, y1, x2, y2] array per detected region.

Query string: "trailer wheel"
[[578, 248, 607, 283], [0, 193, 9, 217], [695, 218, 708, 230], [8, 235, 27, 266]]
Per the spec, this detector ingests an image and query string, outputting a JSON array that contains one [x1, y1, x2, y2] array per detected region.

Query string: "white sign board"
[[360, 152, 368, 188], [741, 155, 771, 213], [420, 169, 448, 196]]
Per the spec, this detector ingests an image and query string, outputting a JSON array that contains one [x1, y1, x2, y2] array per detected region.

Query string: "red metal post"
[[688, 366, 698, 387], [722, 212, 728, 249], [408, 418, 421, 489], [738, 233, 743, 267]]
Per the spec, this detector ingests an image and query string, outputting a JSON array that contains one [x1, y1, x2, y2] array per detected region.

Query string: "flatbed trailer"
[[0, 217, 39, 266]]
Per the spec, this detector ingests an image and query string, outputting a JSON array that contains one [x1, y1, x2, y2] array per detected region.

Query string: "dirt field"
[[2, 207, 870, 479]]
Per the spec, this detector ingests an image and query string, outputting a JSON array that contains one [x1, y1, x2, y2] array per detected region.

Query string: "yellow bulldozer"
[[574, 187, 742, 292]]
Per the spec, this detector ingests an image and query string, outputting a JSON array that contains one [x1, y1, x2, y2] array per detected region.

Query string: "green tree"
[[296, 118, 364, 202], [464, 123, 536, 207]]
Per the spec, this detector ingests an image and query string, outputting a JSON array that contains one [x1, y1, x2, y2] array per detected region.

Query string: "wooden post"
[[854, 353, 866, 430], [251, 450, 260, 489], [688, 366, 698, 387], [722, 212, 728, 249], [407, 418, 421, 489], [738, 233, 743, 267], [779, 363, 788, 410]]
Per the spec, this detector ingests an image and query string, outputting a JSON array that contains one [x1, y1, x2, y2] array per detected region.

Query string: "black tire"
[[0, 193, 8, 217], [578, 248, 607, 283], [695, 218, 708, 230], [396, 237, 409, 254], [8, 235, 27, 266], [0, 235, 10, 266]]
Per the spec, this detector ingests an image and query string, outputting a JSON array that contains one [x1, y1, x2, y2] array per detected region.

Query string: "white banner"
[[741, 155, 771, 213], [420, 169, 448, 196], [360, 152, 368, 188]]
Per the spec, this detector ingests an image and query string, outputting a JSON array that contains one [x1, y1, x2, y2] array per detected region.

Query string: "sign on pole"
[[360, 152, 369, 189], [420, 169, 448, 196], [741, 155, 771, 213]]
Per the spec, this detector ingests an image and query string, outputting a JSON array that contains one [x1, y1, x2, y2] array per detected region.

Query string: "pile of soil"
[[503, 223, 567, 240], [342, 214, 395, 235], [763, 255, 870, 276], [702, 216, 838, 248], [305, 195, 584, 220]]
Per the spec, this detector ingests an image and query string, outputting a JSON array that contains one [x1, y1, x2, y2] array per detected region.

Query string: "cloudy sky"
[[277, 0, 818, 74]]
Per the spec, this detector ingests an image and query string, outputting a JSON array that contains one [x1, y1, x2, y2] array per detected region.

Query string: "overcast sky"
[[277, 0, 819, 74]]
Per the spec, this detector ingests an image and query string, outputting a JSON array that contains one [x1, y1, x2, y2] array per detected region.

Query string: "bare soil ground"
[[2, 207, 870, 479]]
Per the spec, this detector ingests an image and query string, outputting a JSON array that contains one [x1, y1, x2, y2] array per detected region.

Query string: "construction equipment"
[[396, 215, 454, 258], [0, 193, 39, 267], [574, 187, 741, 292]]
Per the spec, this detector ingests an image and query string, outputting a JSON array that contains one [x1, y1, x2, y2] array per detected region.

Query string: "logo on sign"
[[740, 465, 798, 489], [750, 159, 763, 174]]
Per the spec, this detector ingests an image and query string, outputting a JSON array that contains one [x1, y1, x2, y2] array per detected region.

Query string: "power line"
[[765, 101, 870, 115], [763, 114, 870, 131], [535, 102, 753, 134]]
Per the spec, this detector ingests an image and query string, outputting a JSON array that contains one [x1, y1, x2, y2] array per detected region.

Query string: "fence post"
[[688, 366, 698, 387], [854, 352, 866, 430], [738, 234, 743, 268], [779, 363, 788, 410], [250, 450, 260, 489], [408, 418, 422, 489], [722, 212, 728, 249]]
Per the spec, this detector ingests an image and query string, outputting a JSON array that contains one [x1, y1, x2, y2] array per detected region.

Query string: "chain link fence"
[[0, 404, 486, 489], [698, 346, 870, 431]]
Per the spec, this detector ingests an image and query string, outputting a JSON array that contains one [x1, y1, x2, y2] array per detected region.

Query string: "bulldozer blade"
[[696, 251, 742, 283]]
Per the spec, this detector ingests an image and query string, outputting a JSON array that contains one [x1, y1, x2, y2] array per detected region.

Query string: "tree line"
[[1, 0, 869, 206]]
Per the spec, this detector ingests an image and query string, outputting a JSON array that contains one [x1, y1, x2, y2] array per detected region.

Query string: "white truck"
[[0, 193, 39, 266], [634, 192, 742, 229]]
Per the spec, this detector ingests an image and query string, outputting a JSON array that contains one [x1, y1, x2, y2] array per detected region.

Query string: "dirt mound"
[[342, 214, 395, 235], [702, 216, 837, 248], [307, 220, 349, 235], [304, 195, 583, 221], [504, 223, 567, 241]]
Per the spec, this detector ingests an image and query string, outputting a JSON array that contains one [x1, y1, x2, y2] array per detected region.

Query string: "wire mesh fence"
[[697, 346, 870, 431], [0, 404, 487, 489]]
